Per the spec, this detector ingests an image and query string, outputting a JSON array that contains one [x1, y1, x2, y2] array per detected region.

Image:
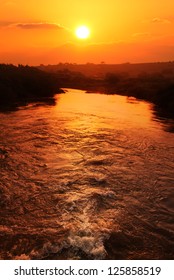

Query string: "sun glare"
[[75, 26, 90, 39]]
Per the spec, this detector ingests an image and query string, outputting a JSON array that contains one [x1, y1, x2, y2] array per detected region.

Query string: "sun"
[[75, 26, 90, 39]]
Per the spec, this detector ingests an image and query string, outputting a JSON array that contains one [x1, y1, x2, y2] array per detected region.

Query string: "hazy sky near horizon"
[[0, 0, 174, 64]]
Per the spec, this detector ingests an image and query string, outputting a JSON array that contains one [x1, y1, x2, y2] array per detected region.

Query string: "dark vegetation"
[[0, 62, 174, 117], [104, 71, 174, 114], [0, 64, 63, 109]]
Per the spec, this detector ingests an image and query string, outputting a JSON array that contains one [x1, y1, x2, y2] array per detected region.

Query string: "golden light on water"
[[53, 89, 152, 132]]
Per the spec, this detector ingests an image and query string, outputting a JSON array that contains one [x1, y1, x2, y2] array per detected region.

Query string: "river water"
[[0, 88, 174, 260]]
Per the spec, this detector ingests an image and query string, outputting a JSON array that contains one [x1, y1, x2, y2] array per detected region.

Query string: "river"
[[0, 88, 174, 260]]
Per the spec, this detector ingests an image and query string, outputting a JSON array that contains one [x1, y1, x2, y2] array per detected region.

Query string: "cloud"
[[142, 17, 171, 24], [132, 32, 151, 38], [0, 21, 68, 31], [151, 17, 171, 24], [13, 23, 64, 30], [0, 21, 12, 27]]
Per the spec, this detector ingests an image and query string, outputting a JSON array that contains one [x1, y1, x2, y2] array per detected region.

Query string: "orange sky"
[[0, 0, 174, 65]]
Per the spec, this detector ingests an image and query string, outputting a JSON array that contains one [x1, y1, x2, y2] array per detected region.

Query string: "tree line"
[[0, 64, 63, 108]]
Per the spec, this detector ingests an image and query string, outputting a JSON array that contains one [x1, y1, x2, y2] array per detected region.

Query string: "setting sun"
[[75, 26, 90, 39]]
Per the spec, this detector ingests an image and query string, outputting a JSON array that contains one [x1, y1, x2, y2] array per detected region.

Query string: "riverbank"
[[52, 70, 174, 116], [0, 64, 63, 110], [39, 63, 174, 116], [0, 64, 174, 116]]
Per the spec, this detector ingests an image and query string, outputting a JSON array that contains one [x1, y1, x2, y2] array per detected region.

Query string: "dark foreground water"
[[0, 89, 174, 260]]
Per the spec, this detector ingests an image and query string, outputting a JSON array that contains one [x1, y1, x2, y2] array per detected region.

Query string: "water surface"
[[0, 89, 174, 259]]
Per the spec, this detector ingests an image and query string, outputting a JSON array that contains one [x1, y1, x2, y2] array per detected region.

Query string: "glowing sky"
[[0, 0, 174, 64]]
